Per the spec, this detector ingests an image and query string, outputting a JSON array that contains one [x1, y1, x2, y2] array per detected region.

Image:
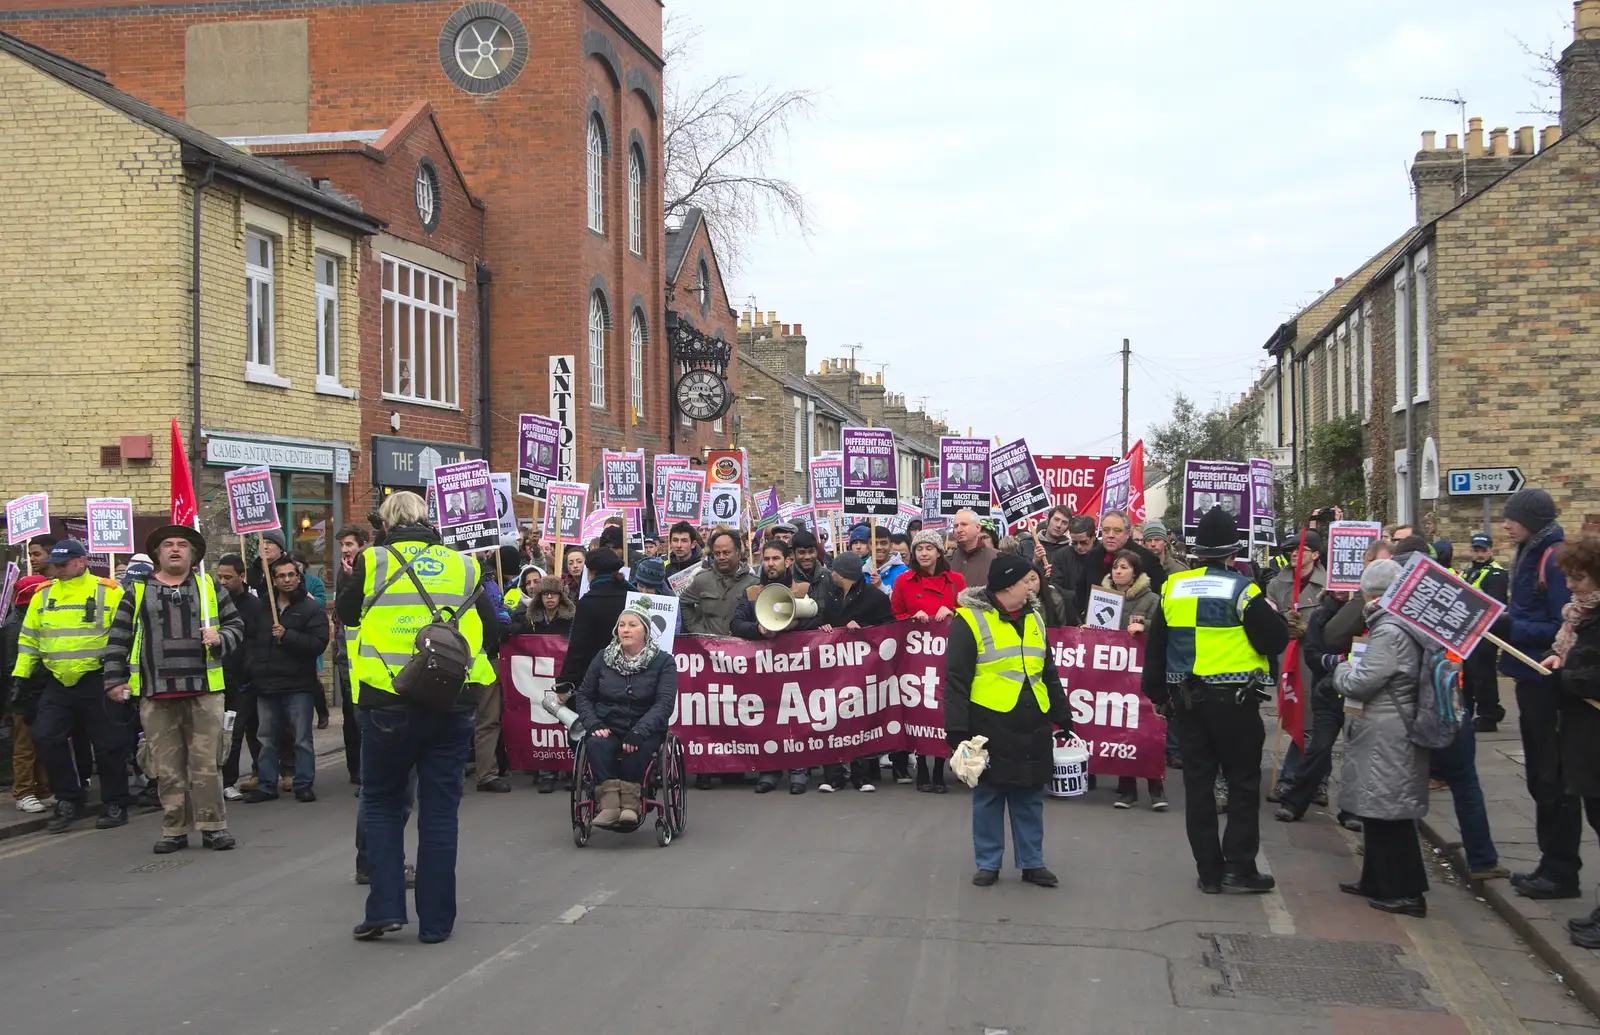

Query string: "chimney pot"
[[1445, 133, 1459, 149], [1490, 127, 1511, 156], [1466, 117, 1484, 157], [767, 311, 777, 326], [1334, 276, 1344, 287], [1515, 126, 1535, 154], [782, 324, 790, 336], [1542, 124, 1561, 149], [793, 323, 802, 336], [1421, 130, 1437, 150], [1578, 0, 1600, 40]]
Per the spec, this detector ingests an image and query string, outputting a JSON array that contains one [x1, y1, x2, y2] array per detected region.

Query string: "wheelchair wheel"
[[573, 823, 589, 847], [666, 736, 687, 836], [655, 819, 673, 847], [569, 737, 594, 844]]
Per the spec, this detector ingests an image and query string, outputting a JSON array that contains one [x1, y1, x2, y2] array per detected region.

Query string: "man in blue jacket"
[[1497, 488, 1577, 900]]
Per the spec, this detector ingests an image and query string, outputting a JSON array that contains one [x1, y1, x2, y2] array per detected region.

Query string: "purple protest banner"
[[434, 458, 497, 550], [938, 436, 991, 515], [1181, 460, 1250, 550], [989, 439, 1051, 527], [842, 427, 897, 517], [517, 413, 563, 500], [1249, 457, 1276, 547]]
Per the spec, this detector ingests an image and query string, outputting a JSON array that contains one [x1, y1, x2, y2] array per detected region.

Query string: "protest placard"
[[501, 623, 1164, 779], [842, 427, 898, 517], [704, 482, 742, 526], [625, 591, 679, 654], [6, 493, 50, 547], [1325, 521, 1382, 592], [989, 439, 1051, 528], [1181, 460, 1250, 550], [1085, 586, 1125, 630], [809, 455, 843, 510], [652, 454, 691, 529], [667, 565, 699, 595], [600, 449, 647, 508], [0, 561, 17, 626], [224, 466, 279, 534], [489, 473, 519, 542], [516, 413, 563, 500], [938, 436, 991, 514], [1249, 458, 1277, 546], [543, 481, 588, 545], [663, 471, 705, 524], [85, 497, 135, 554], [62, 518, 113, 578], [433, 458, 497, 550], [1099, 457, 1131, 518], [1376, 552, 1506, 658]]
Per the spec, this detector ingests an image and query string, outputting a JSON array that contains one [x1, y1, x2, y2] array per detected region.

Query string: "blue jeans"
[[360, 705, 473, 940], [355, 768, 417, 864], [586, 731, 664, 784], [256, 692, 316, 793], [1429, 719, 1499, 872], [971, 782, 1045, 872]]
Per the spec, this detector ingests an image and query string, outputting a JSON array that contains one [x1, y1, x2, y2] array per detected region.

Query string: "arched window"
[[627, 147, 643, 255], [588, 291, 607, 408], [697, 258, 710, 311], [586, 117, 605, 233], [630, 309, 645, 417]]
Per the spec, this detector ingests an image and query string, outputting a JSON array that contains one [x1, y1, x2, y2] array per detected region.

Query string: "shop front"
[[201, 431, 355, 584], [369, 435, 483, 499]]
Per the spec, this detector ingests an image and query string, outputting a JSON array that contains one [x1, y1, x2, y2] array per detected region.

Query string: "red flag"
[[1278, 528, 1308, 747], [170, 418, 198, 528], [1074, 438, 1144, 522]]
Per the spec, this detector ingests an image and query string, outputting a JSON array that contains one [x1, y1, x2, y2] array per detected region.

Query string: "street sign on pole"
[[1446, 467, 1524, 497]]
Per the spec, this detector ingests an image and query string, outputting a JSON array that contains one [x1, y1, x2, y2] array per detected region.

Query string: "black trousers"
[[30, 671, 131, 808], [1356, 817, 1428, 900], [1517, 679, 1584, 886], [1175, 692, 1265, 883], [221, 686, 261, 787], [1279, 690, 1345, 818], [1467, 655, 1502, 722], [342, 693, 362, 781]]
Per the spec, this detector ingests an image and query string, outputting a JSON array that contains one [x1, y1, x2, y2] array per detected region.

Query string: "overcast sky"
[[675, 0, 1571, 457]]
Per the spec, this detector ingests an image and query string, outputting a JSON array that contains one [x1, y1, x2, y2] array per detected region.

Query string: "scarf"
[[603, 636, 659, 675], [1553, 590, 1600, 663]]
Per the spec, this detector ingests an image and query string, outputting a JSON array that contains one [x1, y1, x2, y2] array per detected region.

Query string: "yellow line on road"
[[1398, 913, 1532, 1035]]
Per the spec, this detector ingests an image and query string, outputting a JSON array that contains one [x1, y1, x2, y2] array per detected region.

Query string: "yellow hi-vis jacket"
[[954, 605, 1051, 715], [1159, 566, 1271, 686], [349, 542, 485, 704], [11, 571, 122, 686]]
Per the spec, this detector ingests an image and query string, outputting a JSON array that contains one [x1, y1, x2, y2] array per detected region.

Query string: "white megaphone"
[[541, 690, 584, 737], [755, 583, 819, 634]]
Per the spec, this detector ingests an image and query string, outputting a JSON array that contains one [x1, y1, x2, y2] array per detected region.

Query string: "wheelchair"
[[569, 730, 687, 847]]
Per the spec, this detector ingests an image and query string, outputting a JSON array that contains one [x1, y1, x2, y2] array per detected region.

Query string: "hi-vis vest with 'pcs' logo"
[[954, 605, 1051, 715], [1159, 567, 1270, 686], [349, 541, 487, 704]]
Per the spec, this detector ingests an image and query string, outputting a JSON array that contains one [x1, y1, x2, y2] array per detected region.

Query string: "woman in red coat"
[[892, 530, 966, 793]]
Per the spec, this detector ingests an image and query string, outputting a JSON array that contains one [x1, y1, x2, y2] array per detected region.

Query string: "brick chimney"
[[1562, 0, 1600, 135], [1409, 116, 1539, 224]]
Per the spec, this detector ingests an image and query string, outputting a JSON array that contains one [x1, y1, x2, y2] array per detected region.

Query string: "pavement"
[[0, 709, 1597, 1034]]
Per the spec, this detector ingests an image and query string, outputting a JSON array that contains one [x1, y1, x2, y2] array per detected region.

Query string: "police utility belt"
[[1175, 672, 1273, 709]]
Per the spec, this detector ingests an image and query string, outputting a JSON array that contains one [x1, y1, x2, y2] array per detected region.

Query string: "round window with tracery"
[[439, 4, 528, 95]]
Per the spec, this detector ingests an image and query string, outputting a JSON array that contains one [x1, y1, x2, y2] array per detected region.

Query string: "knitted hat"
[[848, 524, 872, 544], [598, 525, 625, 549], [12, 574, 51, 608], [614, 599, 655, 635], [986, 552, 1032, 594], [1141, 521, 1170, 543], [912, 529, 944, 552], [633, 555, 667, 588], [585, 547, 624, 575], [831, 551, 864, 582], [1504, 488, 1557, 530], [1360, 558, 1402, 598]]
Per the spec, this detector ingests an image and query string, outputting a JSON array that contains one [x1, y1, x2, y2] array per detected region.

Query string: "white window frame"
[[314, 252, 355, 398], [1335, 323, 1348, 418], [586, 117, 605, 234], [1347, 310, 1361, 416], [589, 292, 607, 409], [629, 309, 644, 418], [1393, 270, 1410, 411], [1413, 248, 1431, 404], [380, 254, 460, 408], [245, 229, 286, 387], [1361, 301, 1374, 424], [1323, 339, 1334, 422], [627, 147, 643, 256], [698, 260, 710, 309], [792, 394, 804, 472]]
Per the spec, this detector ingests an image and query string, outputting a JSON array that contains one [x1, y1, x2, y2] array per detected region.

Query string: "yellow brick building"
[[0, 33, 380, 578]]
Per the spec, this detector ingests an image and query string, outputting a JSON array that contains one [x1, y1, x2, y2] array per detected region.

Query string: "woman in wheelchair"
[[573, 602, 677, 826]]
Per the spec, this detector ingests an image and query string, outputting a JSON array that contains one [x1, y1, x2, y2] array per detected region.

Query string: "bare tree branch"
[[663, 15, 818, 272]]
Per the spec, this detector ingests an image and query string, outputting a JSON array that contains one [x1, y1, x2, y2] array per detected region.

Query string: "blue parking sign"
[[1449, 472, 1470, 494]]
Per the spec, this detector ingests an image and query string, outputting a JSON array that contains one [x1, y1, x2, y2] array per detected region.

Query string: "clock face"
[[676, 370, 730, 422]]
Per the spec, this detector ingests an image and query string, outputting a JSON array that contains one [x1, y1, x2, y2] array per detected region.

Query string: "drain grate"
[[1205, 933, 1434, 1010], [129, 858, 192, 874]]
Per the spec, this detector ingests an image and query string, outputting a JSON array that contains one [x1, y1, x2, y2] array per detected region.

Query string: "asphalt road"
[[0, 765, 1595, 1035]]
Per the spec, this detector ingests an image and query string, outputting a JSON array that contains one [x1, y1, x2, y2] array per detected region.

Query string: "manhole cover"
[[1205, 933, 1433, 1010], [129, 858, 191, 874]]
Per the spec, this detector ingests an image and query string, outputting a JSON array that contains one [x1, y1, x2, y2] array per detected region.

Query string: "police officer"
[[1140, 507, 1290, 894], [1462, 531, 1509, 731], [10, 539, 132, 834], [336, 490, 490, 944]]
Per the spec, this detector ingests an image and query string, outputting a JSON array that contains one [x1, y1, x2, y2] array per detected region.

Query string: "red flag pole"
[[1278, 527, 1309, 748]]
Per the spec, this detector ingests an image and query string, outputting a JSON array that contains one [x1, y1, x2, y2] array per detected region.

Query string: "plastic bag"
[[949, 735, 990, 788]]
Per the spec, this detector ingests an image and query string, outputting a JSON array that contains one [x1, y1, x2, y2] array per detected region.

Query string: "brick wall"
[[0, 51, 189, 513], [665, 213, 738, 461]]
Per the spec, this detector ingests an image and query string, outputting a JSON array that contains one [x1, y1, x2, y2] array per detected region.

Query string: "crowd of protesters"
[[6, 483, 1600, 939]]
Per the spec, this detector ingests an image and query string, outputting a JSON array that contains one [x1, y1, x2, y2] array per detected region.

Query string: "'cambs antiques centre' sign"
[[370, 435, 483, 488]]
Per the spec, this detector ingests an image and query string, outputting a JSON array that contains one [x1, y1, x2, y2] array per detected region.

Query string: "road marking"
[[1254, 845, 1295, 935], [367, 888, 615, 1035], [0, 827, 99, 862], [1398, 914, 1532, 1035]]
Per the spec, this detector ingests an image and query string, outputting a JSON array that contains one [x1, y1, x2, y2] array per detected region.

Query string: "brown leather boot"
[[593, 780, 622, 826], [617, 782, 642, 825]]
